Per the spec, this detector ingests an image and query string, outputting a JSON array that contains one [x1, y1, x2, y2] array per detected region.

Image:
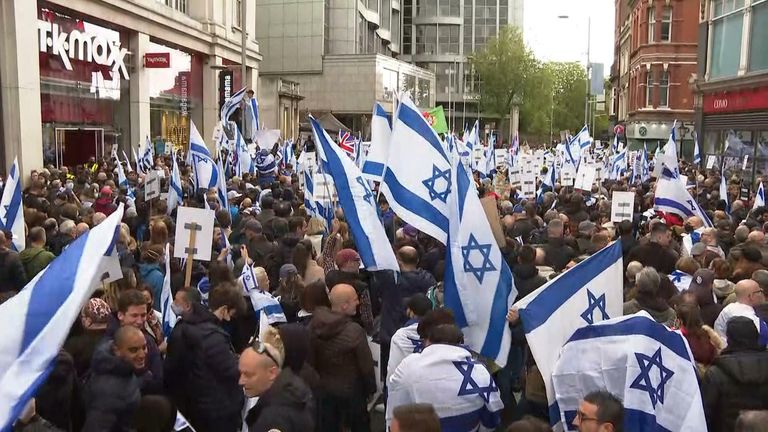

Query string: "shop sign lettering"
[[38, 20, 130, 80]]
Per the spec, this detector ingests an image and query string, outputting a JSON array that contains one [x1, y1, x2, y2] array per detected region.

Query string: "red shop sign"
[[703, 86, 768, 114], [144, 53, 171, 68]]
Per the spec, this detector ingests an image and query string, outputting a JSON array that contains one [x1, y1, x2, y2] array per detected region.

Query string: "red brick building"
[[611, 0, 699, 154]]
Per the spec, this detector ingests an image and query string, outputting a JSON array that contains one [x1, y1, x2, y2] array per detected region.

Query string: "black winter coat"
[[0, 248, 27, 292], [380, 269, 436, 343], [245, 369, 315, 432], [541, 238, 576, 272], [702, 350, 768, 432], [512, 263, 547, 300], [163, 304, 244, 426], [82, 343, 141, 432]]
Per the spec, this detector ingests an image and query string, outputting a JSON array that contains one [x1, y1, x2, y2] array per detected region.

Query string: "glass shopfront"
[[148, 40, 203, 154], [39, 7, 132, 168]]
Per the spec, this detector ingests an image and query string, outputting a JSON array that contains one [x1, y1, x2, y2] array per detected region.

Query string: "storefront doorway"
[[54, 127, 105, 168]]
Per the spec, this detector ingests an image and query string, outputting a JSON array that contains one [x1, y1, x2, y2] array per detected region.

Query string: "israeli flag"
[[481, 138, 496, 178], [167, 153, 183, 215], [465, 120, 480, 171], [574, 125, 593, 150], [537, 161, 557, 202], [188, 121, 219, 193], [122, 150, 134, 173], [611, 134, 620, 153], [298, 152, 319, 218], [216, 157, 228, 210], [311, 116, 399, 272], [514, 240, 624, 411], [668, 270, 693, 292], [565, 136, 582, 169], [160, 243, 177, 336], [381, 93, 451, 244], [363, 103, 392, 181], [654, 163, 713, 227], [221, 86, 246, 123], [248, 97, 261, 140], [754, 181, 765, 209], [116, 159, 135, 201], [233, 127, 254, 177], [0, 204, 124, 430], [444, 157, 518, 367], [551, 312, 706, 431], [610, 149, 627, 180], [138, 137, 155, 175], [282, 140, 297, 169], [720, 168, 730, 214], [240, 264, 287, 324], [659, 121, 680, 176], [0, 158, 26, 252], [693, 136, 701, 165]]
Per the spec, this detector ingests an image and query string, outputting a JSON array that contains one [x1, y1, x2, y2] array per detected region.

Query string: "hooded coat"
[[82, 342, 141, 432], [245, 369, 316, 432], [19, 246, 55, 280]]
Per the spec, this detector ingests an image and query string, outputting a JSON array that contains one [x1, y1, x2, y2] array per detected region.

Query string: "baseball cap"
[[335, 249, 361, 268], [81, 298, 112, 326], [689, 268, 715, 292], [227, 190, 242, 200], [279, 264, 299, 279]]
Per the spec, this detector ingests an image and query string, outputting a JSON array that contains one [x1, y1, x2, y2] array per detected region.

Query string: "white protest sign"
[[742, 155, 749, 170], [313, 173, 338, 202], [706, 155, 717, 170], [561, 165, 576, 186], [509, 166, 522, 189], [473, 147, 484, 167], [92, 249, 123, 290], [174, 207, 215, 261], [145, 170, 161, 201], [574, 164, 597, 191], [611, 191, 635, 223], [302, 151, 317, 173], [679, 174, 689, 187], [494, 149, 507, 167], [520, 172, 537, 198]]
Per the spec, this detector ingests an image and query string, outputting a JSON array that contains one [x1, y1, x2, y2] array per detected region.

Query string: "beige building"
[[0, 0, 262, 179]]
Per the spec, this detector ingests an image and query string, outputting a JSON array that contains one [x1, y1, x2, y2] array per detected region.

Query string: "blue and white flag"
[[0, 158, 25, 252], [248, 97, 261, 141], [311, 116, 399, 272], [254, 150, 277, 179], [668, 270, 693, 292], [611, 134, 620, 153], [754, 181, 765, 210], [137, 137, 154, 175], [116, 158, 135, 201], [221, 86, 246, 124], [551, 312, 706, 431], [465, 120, 480, 171], [444, 158, 517, 366], [381, 93, 451, 244], [362, 102, 392, 181], [654, 163, 713, 227], [693, 136, 701, 165], [234, 127, 254, 177], [122, 150, 134, 173], [216, 157, 228, 210], [167, 153, 183, 215], [188, 121, 219, 193], [574, 125, 593, 151], [481, 138, 496, 178], [660, 121, 680, 176], [514, 240, 624, 409], [720, 168, 730, 214], [0, 205, 123, 430], [610, 149, 627, 180], [160, 243, 177, 336], [282, 140, 297, 170], [240, 265, 287, 324]]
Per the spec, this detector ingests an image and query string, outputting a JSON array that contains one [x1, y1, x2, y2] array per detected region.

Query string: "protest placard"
[[611, 191, 635, 223]]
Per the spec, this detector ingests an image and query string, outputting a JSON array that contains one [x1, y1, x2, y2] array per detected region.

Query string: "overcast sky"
[[524, 0, 615, 77]]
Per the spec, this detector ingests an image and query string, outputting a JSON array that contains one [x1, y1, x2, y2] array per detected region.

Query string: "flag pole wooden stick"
[[183, 222, 201, 287]]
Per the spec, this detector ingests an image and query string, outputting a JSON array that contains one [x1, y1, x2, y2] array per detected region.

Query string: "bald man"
[[309, 283, 376, 431], [747, 230, 765, 244], [714, 279, 767, 347]]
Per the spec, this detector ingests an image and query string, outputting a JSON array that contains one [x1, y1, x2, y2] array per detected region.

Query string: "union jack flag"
[[338, 130, 356, 157]]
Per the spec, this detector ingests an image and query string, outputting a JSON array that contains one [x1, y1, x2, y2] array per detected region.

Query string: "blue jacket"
[[138, 262, 165, 311]]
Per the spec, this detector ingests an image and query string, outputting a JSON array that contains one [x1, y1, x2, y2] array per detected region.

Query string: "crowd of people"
[[1, 138, 768, 432]]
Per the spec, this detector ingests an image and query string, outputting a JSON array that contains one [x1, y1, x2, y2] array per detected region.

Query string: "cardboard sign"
[[174, 207, 215, 261], [145, 170, 161, 200], [611, 191, 635, 223], [706, 155, 717, 170], [92, 249, 123, 290], [473, 147, 485, 166], [574, 165, 596, 191], [508, 166, 522, 189], [313, 173, 337, 202], [561, 165, 576, 186], [520, 172, 537, 198]]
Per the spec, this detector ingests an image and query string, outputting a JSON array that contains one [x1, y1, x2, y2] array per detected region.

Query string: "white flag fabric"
[[0, 204, 124, 429], [0, 158, 26, 252], [658, 122, 680, 176], [465, 120, 480, 171], [381, 93, 451, 244], [667, 270, 693, 292], [514, 240, 624, 409], [138, 137, 154, 175], [654, 163, 713, 227], [610, 149, 627, 180], [444, 158, 517, 366], [216, 157, 228, 210], [386, 343, 503, 431], [362, 102, 392, 181], [311, 116, 399, 272], [720, 167, 730, 213], [122, 150, 134, 173], [188, 121, 219, 193], [693, 137, 701, 165], [238, 264, 287, 324], [753, 181, 765, 209], [234, 127, 254, 177], [167, 153, 183, 215], [220, 86, 246, 124], [160, 243, 177, 336], [551, 312, 707, 431]]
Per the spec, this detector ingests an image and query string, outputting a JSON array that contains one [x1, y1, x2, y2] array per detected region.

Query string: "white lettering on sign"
[[38, 20, 130, 80], [713, 99, 728, 110], [180, 73, 189, 117]]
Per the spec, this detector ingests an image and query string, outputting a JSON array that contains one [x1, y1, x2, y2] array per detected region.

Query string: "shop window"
[[647, 6, 655, 43], [659, 71, 669, 107], [661, 7, 672, 42], [645, 71, 654, 107], [750, 0, 768, 72]]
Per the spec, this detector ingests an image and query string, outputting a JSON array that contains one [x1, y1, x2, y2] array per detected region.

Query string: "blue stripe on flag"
[[522, 241, 623, 333], [439, 406, 500, 431], [382, 168, 449, 232], [262, 303, 284, 317], [1, 172, 22, 234], [362, 161, 385, 177], [443, 245, 469, 327], [654, 198, 696, 218], [399, 105, 449, 164], [481, 263, 514, 360], [374, 104, 392, 128]]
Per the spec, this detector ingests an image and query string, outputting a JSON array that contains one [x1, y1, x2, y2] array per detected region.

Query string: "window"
[[382, 0, 391, 32], [415, 25, 437, 54], [439, 0, 460, 17], [438, 25, 459, 55], [157, 0, 188, 14], [234, 0, 242, 27], [750, 0, 768, 71], [403, 24, 412, 54], [659, 70, 669, 107], [646, 70, 654, 107], [647, 6, 655, 43], [417, 78, 431, 105], [661, 6, 672, 42], [710, 2, 745, 78], [392, 10, 401, 48]]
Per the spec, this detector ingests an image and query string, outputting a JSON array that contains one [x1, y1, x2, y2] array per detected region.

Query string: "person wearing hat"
[[92, 185, 117, 216], [276, 264, 303, 322], [688, 269, 724, 328], [65, 298, 113, 378], [326, 248, 376, 334]]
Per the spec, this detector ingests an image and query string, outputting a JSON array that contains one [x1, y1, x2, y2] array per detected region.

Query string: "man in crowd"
[[0, 231, 27, 292], [19, 226, 55, 279], [573, 390, 624, 432], [714, 279, 767, 347]]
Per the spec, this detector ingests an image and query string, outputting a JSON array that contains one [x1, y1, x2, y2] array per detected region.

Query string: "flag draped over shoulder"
[[0, 158, 25, 252], [311, 116, 399, 272], [381, 93, 451, 244], [654, 163, 713, 227], [0, 205, 124, 429], [239, 264, 287, 324], [362, 102, 392, 181], [551, 312, 707, 431], [514, 240, 624, 414], [444, 157, 517, 367]]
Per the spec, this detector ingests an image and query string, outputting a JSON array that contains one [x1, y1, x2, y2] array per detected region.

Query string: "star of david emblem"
[[461, 234, 496, 284], [629, 347, 675, 409], [407, 337, 424, 353], [355, 176, 374, 206], [422, 165, 451, 203], [453, 356, 497, 403], [580, 289, 609, 325]]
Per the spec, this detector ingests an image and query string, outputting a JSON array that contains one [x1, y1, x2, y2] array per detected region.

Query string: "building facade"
[[399, 0, 523, 134], [0, 0, 262, 178], [254, 0, 435, 135], [695, 0, 768, 183], [611, 0, 698, 154]]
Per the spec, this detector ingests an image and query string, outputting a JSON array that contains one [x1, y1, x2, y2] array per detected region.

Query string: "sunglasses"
[[251, 339, 280, 367]]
